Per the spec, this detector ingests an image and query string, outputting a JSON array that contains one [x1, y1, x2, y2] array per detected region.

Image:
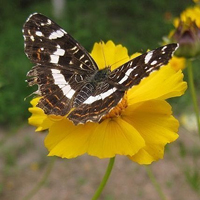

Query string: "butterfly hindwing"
[[68, 83, 125, 124], [108, 44, 178, 90], [27, 64, 88, 116]]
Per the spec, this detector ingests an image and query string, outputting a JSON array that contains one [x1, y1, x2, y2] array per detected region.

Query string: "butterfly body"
[[23, 13, 178, 125]]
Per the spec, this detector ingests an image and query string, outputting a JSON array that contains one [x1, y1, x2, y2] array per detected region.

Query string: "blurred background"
[[0, 0, 200, 200]]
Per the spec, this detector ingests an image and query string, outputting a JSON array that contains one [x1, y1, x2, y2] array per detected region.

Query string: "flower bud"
[[170, 18, 200, 58]]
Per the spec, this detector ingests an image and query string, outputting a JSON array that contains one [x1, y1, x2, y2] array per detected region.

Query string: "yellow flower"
[[170, 6, 200, 58], [28, 41, 187, 164], [174, 6, 200, 28]]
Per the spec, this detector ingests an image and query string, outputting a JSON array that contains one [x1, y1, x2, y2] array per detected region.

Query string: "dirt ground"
[[0, 124, 200, 200]]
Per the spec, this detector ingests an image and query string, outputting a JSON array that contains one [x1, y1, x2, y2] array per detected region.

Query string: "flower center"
[[101, 92, 128, 121]]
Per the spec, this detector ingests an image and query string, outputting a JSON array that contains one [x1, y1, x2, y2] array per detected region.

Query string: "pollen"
[[102, 92, 128, 120]]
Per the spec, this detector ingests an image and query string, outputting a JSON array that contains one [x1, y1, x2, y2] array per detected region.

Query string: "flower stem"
[[22, 157, 56, 200], [91, 157, 115, 200], [187, 59, 200, 137], [145, 166, 167, 200]]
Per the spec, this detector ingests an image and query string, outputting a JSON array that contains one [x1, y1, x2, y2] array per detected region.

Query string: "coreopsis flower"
[[173, 6, 200, 27], [169, 6, 200, 58], [28, 41, 187, 164]]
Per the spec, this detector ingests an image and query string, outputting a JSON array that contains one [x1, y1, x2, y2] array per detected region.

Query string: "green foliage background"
[[0, 0, 194, 126]]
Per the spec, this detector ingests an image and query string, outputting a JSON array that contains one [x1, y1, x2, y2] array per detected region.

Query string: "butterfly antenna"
[[100, 40, 108, 68], [110, 56, 130, 69]]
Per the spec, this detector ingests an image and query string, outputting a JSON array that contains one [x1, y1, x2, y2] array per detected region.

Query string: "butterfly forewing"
[[23, 13, 178, 125], [108, 44, 178, 90], [23, 13, 98, 72]]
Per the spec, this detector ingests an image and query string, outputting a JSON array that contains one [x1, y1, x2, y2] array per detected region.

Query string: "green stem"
[[22, 157, 56, 200], [92, 157, 115, 200], [187, 59, 200, 137], [145, 166, 167, 200]]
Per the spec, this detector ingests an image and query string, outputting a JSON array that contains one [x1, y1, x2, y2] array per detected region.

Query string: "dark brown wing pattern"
[[23, 13, 178, 125]]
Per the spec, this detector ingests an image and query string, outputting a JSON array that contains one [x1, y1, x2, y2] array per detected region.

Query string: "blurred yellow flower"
[[170, 6, 200, 58], [28, 41, 187, 164], [174, 5, 200, 28]]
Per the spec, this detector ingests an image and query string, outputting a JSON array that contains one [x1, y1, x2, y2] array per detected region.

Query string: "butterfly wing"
[[23, 13, 98, 72], [108, 44, 178, 90], [27, 65, 89, 115], [68, 82, 125, 125], [23, 13, 98, 116]]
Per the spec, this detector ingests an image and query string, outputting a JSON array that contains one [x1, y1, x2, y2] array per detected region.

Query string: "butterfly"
[[23, 13, 178, 125]]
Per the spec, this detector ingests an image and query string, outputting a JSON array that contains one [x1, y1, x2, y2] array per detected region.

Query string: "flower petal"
[[45, 118, 145, 159], [128, 145, 166, 165], [174, 6, 200, 28], [28, 98, 63, 131], [128, 65, 187, 105], [45, 120, 97, 158], [122, 100, 179, 164], [169, 56, 186, 71], [87, 118, 145, 158], [90, 40, 129, 70]]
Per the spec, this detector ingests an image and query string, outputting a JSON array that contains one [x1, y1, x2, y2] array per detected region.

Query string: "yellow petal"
[[28, 98, 63, 131], [45, 117, 145, 159], [175, 6, 200, 28], [128, 65, 187, 105], [28, 106, 50, 131], [45, 120, 96, 158], [128, 145, 165, 164], [30, 97, 40, 107], [130, 52, 141, 59], [169, 56, 186, 71], [90, 40, 130, 70], [123, 100, 179, 164], [87, 118, 145, 158]]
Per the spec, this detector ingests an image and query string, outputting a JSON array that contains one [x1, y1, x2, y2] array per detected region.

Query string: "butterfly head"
[[93, 67, 111, 82]]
